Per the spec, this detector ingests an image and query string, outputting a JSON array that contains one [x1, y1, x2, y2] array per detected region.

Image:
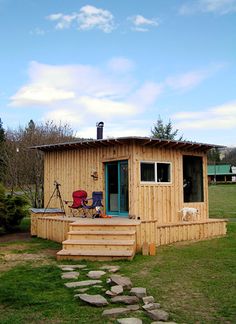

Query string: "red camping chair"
[[65, 190, 88, 217]]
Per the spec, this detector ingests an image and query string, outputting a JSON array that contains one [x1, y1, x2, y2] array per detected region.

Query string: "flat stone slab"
[[60, 267, 76, 271], [111, 295, 139, 305], [142, 303, 161, 311], [130, 287, 147, 298], [61, 271, 80, 279], [151, 322, 177, 324], [93, 285, 103, 288], [142, 296, 155, 304], [100, 265, 120, 273], [111, 285, 123, 295], [58, 264, 86, 270], [117, 318, 143, 324], [146, 309, 169, 322], [87, 270, 106, 279], [110, 275, 133, 289], [65, 280, 102, 288], [102, 307, 130, 317], [106, 290, 116, 296], [74, 288, 89, 293], [75, 293, 109, 307], [126, 305, 140, 311]]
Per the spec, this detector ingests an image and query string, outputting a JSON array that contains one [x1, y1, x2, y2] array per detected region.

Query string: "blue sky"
[[0, 0, 236, 146]]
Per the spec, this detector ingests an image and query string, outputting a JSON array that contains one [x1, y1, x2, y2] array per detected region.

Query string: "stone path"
[[59, 263, 177, 323]]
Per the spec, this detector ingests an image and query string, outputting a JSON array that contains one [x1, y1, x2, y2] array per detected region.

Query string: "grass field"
[[0, 185, 235, 323], [209, 184, 236, 218]]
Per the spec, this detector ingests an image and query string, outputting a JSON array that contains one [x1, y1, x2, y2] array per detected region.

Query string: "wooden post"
[[149, 243, 156, 256], [142, 242, 149, 256]]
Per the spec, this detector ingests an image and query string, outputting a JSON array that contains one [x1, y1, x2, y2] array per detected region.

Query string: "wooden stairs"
[[56, 218, 141, 261]]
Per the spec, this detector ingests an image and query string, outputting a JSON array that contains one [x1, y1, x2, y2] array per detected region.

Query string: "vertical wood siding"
[[130, 144, 209, 223], [44, 144, 132, 215], [44, 142, 209, 223]]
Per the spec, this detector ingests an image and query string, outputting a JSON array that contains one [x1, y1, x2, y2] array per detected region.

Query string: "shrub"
[[0, 183, 29, 232]]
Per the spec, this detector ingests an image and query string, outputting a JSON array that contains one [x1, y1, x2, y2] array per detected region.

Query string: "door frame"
[[105, 160, 129, 217]]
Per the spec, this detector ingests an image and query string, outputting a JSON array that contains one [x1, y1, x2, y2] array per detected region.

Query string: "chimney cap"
[[96, 121, 104, 127]]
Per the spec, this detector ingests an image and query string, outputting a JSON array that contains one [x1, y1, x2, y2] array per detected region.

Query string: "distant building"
[[208, 164, 236, 183], [232, 166, 236, 182]]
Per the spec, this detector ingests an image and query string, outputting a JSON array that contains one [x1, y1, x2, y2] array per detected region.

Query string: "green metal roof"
[[208, 164, 235, 176]]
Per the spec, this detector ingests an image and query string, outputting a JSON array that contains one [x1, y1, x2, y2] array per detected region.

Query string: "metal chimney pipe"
[[96, 121, 104, 140]]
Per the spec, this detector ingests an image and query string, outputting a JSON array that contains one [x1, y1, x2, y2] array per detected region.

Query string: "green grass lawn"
[[0, 223, 235, 323], [209, 184, 236, 218], [0, 186, 235, 323]]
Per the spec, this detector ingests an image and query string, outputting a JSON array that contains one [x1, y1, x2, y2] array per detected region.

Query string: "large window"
[[183, 155, 203, 202], [141, 162, 171, 183]]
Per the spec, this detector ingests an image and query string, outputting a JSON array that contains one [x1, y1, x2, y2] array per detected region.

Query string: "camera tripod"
[[44, 181, 66, 215]]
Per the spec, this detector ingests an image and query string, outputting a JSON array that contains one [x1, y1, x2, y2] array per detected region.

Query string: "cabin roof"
[[31, 136, 222, 153], [208, 164, 236, 176]]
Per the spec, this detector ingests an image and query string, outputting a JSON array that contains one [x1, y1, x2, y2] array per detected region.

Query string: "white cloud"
[[129, 14, 159, 31], [78, 96, 136, 117], [165, 64, 225, 92], [173, 101, 236, 130], [45, 108, 83, 125], [165, 70, 209, 91], [9, 60, 226, 140], [47, 5, 115, 33], [78, 5, 114, 32], [129, 82, 163, 108], [131, 14, 159, 26], [9, 60, 154, 132], [10, 85, 75, 106], [179, 0, 236, 15], [107, 57, 134, 74]]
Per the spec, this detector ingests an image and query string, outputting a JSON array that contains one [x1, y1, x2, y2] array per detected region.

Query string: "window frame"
[[140, 161, 172, 185]]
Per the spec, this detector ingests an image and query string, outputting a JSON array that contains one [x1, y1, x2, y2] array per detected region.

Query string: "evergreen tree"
[[0, 118, 5, 143], [151, 116, 184, 141], [0, 183, 29, 232]]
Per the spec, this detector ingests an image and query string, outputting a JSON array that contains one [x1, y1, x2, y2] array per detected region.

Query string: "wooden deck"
[[136, 218, 227, 250], [31, 211, 227, 260]]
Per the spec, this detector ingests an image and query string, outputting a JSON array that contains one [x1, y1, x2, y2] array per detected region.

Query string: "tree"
[[0, 118, 6, 182], [4, 120, 77, 208], [207, 148, 221, 164], [0, 183, 29, 232], [222, 148, 236, 165], [151, 116, 184, 141]]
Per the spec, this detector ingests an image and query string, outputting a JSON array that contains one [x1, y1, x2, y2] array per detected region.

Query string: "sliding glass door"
[[105, 160, 129, 216]]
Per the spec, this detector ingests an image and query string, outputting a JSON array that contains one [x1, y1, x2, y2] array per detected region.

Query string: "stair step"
[[57, 249, 134, 256], [69, 219, 140, 226], [62, 239, 135, 246], [67, 230, 136, 235], [56, 249, 135, 260], [69, 225, 136, 231]]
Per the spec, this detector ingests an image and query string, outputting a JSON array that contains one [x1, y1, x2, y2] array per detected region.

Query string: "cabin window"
[[156, 163, 171, 182], [183, 155, 204, 202], [141, 162, 171, 183], [141, 162, 155, 182]]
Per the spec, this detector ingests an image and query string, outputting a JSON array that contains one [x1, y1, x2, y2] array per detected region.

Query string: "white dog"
[[180, 207, 199, 221]]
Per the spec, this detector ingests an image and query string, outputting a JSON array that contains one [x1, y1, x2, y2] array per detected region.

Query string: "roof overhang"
[[31, 136, 224, 153]]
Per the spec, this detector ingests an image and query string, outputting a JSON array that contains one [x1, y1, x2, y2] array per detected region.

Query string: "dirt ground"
[[0, 231, 58, 271], [0, 231, 31, 243]]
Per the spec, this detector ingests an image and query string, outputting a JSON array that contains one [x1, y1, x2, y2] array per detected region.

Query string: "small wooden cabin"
[[208, 164, 236, 183], [32, 136, 227, 260]]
